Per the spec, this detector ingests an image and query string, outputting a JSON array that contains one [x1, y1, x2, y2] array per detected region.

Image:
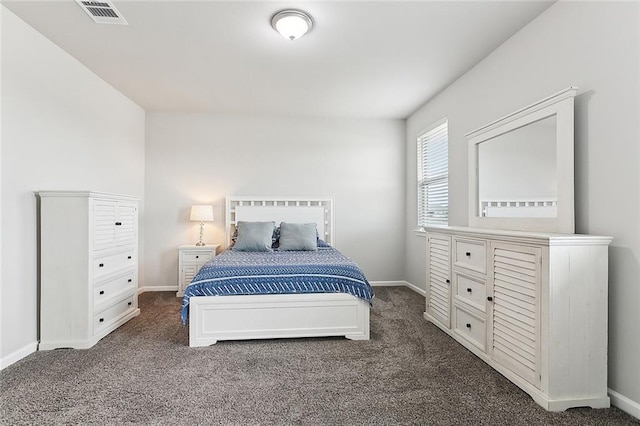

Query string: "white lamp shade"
[[190, 205, 214, 222]]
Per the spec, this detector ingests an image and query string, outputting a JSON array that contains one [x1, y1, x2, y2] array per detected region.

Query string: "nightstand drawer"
[[182, 251, 213, 263], [454, 273, 486, 312], [454, 305, 486, 352], [454, 238, 486, 274], [94, 271, 136, 307]]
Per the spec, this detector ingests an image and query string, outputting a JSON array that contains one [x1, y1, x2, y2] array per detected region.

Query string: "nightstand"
[[177, 244, 219, 297]]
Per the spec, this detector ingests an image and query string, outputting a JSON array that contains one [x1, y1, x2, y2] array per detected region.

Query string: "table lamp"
[[190, 205, 214, 246]]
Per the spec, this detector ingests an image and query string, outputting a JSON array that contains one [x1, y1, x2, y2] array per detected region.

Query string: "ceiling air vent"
[[76, 0, 128, 25]]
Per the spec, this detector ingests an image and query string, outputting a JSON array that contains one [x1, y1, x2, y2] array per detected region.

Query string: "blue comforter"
[[181, 247, 373, 324]]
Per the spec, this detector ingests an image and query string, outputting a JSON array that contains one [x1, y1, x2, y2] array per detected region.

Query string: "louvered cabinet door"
[[426, 234, 452, 328], [93, 200, 118, 251], [115, 202, 137, 246], [488, 242, 542, 387]]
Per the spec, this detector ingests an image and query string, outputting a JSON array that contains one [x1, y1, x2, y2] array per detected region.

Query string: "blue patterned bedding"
[[181, 247, 373, 324]]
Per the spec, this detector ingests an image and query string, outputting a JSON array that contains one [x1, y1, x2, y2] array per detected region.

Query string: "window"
[[417, 119, 448, 227]]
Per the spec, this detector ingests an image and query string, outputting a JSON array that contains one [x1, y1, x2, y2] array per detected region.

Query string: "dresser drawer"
[[454, 305, 486, 351], [182, 251, 213, 264], [454, 238, 486, 274], [93, 248, 135, 278], [454, 273, 486, 312], [94, 294, 136, 333], [94, 271, 136, 307]]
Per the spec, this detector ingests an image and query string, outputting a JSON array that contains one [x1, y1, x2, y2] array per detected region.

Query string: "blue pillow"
[[278, 222, 318, 251], [232, 221, 276, 252], [272, 226, 326, 249], [232, 225, 279, 248]]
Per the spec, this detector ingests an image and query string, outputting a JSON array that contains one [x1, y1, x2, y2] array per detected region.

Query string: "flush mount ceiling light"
[[271, 9, 314, 41]]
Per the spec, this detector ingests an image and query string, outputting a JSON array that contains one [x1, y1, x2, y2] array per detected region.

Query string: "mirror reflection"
[[477, 115, 557, 218]]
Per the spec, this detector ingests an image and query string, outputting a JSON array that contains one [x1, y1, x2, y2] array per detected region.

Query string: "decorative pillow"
[[232, 221, 276, 252], [278, 222, 318, 251], [272, 226, 325, 248], [232, 225, 279, 248]]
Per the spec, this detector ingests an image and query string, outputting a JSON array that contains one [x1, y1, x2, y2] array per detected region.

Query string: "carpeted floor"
[[1, 287, 637, 425]]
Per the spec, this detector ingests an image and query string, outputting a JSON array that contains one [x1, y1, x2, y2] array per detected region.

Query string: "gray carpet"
[[1, 287, 637, 425]]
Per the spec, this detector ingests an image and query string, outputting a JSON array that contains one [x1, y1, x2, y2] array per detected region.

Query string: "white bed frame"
[[188, 196, 370, 347]]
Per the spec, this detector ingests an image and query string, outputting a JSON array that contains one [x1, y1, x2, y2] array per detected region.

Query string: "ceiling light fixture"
[[271, 9, 314, 41]]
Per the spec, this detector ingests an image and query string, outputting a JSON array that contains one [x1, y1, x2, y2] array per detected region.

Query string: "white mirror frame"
[[467, 87, 577, 234]]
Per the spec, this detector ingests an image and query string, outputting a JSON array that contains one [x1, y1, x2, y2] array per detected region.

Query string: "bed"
[[182, 196, 373, 347]]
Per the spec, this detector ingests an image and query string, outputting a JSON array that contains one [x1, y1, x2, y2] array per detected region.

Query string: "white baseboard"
[[403, 281, 427, 297], [138, 285, 177, 294], [0, 341, 37, 371], [609, 388, 640, 420], [370, 280, 405, 287], [370, 280, 426, 297]]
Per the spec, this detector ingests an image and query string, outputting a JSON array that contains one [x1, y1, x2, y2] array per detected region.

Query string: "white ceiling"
[[2, 0, 554, 119]]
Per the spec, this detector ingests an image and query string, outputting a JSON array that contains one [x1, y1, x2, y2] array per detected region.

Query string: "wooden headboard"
[[225, 196, 335, 246]]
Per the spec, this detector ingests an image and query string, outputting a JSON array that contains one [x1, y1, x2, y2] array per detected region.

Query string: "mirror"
[[467, 87, 577, 233], [478, 115, 557, 218]]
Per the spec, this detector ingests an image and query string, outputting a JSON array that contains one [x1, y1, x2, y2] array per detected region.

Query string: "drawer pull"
[[115, 222, 122, 226], [99, 290, 104, 295], [99, 318, 104, 323], [195, 255, 199, 259], [99, 263, 104, 268], [127, 256, 132, 259], [466, 288, 472, 293], [445, 279, 450, 284], [465, 252, 471, 257], [487, 296, 493, 302], [128, 279, 132, 282], [466, 323, 471, 328], [127, 302, 132, 306]]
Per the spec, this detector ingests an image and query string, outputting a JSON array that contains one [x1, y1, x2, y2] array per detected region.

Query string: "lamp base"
[[195, 222, 205, 246]]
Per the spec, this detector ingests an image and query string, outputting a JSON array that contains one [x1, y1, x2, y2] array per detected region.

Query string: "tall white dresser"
[[38, 191, 141, 350]]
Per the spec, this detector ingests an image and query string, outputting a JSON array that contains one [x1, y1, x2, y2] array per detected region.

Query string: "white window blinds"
[[417, 119, 448, 227]]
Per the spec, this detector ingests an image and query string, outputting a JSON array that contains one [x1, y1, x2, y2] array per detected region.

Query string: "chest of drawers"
[[38, 191, 140, 350]]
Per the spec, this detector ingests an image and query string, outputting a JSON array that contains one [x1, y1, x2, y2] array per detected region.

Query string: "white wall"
[[406, 1, 639, 413], [144, 113, 405, 290], [0, 7, 146, 367]]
